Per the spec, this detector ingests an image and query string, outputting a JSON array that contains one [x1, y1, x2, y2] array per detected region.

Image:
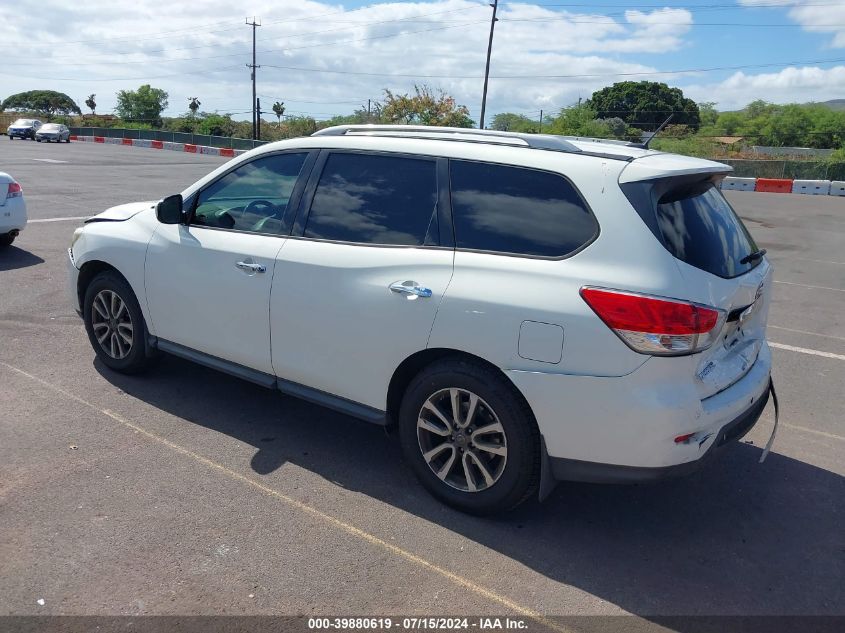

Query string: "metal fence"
[[715, 159, 845, 181], [69, 127, 268, 150]]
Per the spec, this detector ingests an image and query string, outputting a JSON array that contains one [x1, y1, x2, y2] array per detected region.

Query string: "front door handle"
[[389, 281, 432, 298], [236, 261, 266, 274]]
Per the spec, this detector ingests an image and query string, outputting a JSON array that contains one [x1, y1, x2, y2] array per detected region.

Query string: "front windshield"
[[12, 119, 35, 126], [41, 124, 61, 130]]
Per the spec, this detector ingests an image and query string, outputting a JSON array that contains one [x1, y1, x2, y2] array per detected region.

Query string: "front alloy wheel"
[[417, 388, 507, 492], [90, 289, 134, 360], [83, 271, 153, 374]]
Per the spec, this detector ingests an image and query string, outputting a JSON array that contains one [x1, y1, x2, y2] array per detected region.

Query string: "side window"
[[192, 152, 308, 234], [450, 161, 599, 258], [303, 153, 438, 246]]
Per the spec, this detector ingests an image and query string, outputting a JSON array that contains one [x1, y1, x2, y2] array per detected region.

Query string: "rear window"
[[656, 183, 759, 278], [449, 160, 598, 258]]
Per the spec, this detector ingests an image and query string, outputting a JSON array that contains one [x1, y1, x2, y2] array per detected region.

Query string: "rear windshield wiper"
[[740, 249, 767, 265]]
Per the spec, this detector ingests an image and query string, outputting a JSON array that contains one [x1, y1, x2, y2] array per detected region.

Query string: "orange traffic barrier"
[[69, 135, 78, 141], [183, 143, 198, 153], [151, 140, 164, 149], [220, 148, 235, 157], [755, 178, 792, 194], [121, 138, 133, 145], [94, 136, 105, 143]]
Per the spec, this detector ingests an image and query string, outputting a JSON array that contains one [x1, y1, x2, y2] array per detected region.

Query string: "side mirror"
[[156, 194, 184, 224]]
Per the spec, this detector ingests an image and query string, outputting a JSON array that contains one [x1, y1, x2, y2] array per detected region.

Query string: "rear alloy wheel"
[[83, 272, 153, 373], [416, 388, 508, 493], [399, 358, 540, 514]]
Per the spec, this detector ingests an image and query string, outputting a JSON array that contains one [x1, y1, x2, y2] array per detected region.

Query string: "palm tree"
[[85, 94, 96, 115], [188, 97, 201, 116], [272, 101, 285, 127]]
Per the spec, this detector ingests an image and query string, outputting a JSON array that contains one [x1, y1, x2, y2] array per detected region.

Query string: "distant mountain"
[[820, 99, 845, 111]]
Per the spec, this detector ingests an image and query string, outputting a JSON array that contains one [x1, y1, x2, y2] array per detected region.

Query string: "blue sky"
[[2, 1, 844, 122]]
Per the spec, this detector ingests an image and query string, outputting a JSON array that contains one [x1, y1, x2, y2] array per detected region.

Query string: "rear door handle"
[[389, 281, 432, 298], [236, 261, 266, 274]]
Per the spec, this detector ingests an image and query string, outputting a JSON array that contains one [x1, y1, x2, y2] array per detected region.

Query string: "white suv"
[[68, 125, 773, 513]]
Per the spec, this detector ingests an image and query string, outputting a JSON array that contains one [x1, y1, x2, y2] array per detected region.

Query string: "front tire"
[[83, 272, 152, 374], [398, 358, 540, 514]]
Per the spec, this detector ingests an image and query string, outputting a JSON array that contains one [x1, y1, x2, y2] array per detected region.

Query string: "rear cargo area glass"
[[656, 184, 759, 278]]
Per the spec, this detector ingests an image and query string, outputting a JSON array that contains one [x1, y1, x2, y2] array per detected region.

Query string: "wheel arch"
[[386, 348, 536, 428], [77, 260, 132, 311]]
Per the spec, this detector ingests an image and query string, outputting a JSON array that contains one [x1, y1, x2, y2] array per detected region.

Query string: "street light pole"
[[479, 0, 498, 130]]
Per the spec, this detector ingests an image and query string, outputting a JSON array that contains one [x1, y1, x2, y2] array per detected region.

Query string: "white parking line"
[[30, 158, 69, 164], [789, 256, 845, 266], [28, 216, 88, 223], [769, 342, 845, 361], [773, 280, 845, 293], [769, 325, 845, 342]]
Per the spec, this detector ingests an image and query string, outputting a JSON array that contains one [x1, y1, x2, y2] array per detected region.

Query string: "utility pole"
[[479, 0, 498, 130], [246, 17, 261, 140], [538, 109, 543, 134], [256, 98, 261, 140], [367, 99, 371, 121]]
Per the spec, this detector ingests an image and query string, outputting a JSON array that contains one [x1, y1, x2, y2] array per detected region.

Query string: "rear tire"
[[83, 271, 153, 374], [0, 233, 15, 248], [398, 358, 540, 514]]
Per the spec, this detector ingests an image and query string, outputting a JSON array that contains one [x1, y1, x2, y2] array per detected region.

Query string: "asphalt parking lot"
[[0, 140, 842, 627]]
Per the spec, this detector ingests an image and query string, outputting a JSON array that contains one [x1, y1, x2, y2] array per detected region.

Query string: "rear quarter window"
[[449, 160, 598, 258], [656, 183, 759, 278]]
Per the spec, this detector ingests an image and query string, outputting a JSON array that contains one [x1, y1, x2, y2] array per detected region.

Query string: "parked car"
[[7, 118, 42, 140], [36, 123, 70, 143], [67, 125, 773, 513], [0, 172, 27, 247]]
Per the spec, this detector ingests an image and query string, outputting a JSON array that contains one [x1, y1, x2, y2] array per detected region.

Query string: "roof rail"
[[313, 124, 584, 154]]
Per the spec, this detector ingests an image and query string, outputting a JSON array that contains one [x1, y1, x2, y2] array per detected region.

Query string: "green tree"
[[588, 81, 701, 131], [282, 116, 317, 138], [381, 85, 473, 127], [699, 102, 718, 127], [85, 94, 96, 115], [115, 85, 169, 124], [490, 112, 538, 133], [272, 101, 285, 127], [1, 90, 81, 120], [188, 97, 201, 117], [546, 102, 610, 137]]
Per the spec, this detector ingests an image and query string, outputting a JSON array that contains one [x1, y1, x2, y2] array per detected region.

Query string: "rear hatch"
[[620, 156, 771, 399]]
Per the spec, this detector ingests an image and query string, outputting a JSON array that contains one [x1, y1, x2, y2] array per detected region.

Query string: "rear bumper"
[[0, 199, 27, 234], [507, 341, 773, 476], [548, 383, 770, 483]]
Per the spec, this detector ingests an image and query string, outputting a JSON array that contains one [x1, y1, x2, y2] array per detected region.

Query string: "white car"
[[0, 172, 27, 247], [68, 125, 773, 513]]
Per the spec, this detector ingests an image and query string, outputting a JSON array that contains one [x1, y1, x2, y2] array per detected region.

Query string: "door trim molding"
[[150, 337, 387, 425]]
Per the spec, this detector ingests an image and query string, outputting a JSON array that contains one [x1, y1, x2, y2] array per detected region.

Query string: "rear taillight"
[[7, 182, 22, 198], [580, 287, 725, 356]]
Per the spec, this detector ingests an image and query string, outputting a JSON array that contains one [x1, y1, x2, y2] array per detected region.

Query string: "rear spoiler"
[[619, 154, 732, 184]]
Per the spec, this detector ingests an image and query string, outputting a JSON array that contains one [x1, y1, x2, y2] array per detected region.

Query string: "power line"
[[261, 55, 845, 80]]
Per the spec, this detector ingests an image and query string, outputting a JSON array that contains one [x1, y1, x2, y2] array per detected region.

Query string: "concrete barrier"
[[721, 177, 757, 191], [199, 146, 221, 156], [755, 178, 793, 194], [132, 139, 152, 148], [792, 179, 831, 195], [163, 142, 184, 152], [829, 181, 845, 197]]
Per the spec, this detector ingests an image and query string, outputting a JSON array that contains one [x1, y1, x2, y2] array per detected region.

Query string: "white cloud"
[[0, 0, 690, 122], [683, 65, 845, 110], [739, 0, 845, 48]]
